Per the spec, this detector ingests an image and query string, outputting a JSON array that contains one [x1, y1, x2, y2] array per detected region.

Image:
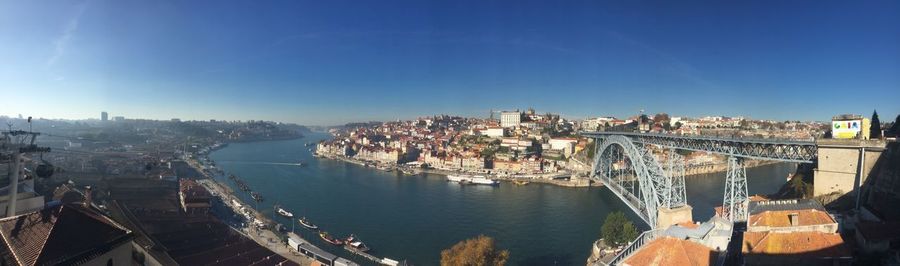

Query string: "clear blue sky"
[[1, 1, 898, 125]]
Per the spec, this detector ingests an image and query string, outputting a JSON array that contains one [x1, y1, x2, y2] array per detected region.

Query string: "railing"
[[584, 130, 816, 143], [582, 131, 817, 163], [595, 174, 650, 226], [604, 229, 666, 266]]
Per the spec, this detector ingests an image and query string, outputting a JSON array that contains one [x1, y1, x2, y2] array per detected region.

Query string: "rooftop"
[[748, 199, 824, 215], [748, 209, 835, 228], [0, 203, 133, 266], [622, 236, 718, 266], [742, 231, 850, 257]]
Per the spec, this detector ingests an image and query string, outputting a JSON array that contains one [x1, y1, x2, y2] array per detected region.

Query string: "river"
[[209, 132, 795, 265]]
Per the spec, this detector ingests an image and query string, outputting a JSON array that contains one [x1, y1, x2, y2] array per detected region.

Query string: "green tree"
[[870, 110, 882, 139], [440, 235, 509, 266], [601, 211, 639, 247]]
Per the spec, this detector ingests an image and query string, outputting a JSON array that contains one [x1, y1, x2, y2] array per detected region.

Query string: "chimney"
[[83, 186, 92, 208], [788, 213, 799, 226]]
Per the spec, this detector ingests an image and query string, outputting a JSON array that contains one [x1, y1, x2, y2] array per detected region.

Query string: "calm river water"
[[210, 133, 795, 265]]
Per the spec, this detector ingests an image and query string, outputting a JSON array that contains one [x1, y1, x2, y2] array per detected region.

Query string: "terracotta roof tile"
[[748, 210, 835, 228], [623, 236, 717, 266], [742, 231, 850, 256], [0, 204, 132, 266]]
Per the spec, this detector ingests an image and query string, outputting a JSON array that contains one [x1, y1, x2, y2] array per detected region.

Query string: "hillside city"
[[316, 109, 826, 184], [1, 109, 899, 266]]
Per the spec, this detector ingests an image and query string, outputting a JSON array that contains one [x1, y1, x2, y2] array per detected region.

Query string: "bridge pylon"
[[722, 156, 749, 222]]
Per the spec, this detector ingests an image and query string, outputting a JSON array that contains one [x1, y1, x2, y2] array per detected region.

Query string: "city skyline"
[[2, 1, 898, 125]]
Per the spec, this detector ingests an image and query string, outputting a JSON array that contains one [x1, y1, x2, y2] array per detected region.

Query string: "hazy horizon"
[[2, 1, 898, 125]]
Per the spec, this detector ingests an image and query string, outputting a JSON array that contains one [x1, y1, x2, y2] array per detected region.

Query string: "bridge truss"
[[587, 132, 814, 228], [591, 135, 687, 228], [583, 132, 817, 163]]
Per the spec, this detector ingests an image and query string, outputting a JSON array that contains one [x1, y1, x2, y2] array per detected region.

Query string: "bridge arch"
[[591, 135, 686, 228]]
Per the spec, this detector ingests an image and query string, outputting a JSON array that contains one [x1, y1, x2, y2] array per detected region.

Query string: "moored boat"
[[276, 206, 293, 218], [470, 175, 499, 186], [514, 180, 530, 186], [447, 174, 470, 183], [319, 232, 343, 245], [251, 192, 263, 202], [299, 217, 319, 230], [344, 234, 370, 252]]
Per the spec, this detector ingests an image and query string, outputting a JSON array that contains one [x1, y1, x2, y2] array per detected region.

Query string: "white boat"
[[470, 176, 499, 186], [277, 207, 294, 218], [447, 175, 470, 183]]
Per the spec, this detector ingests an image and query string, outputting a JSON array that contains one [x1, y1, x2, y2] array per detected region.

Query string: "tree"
[[653, 113, 670, 124], [440, 235, 509, 266], [870, 110, 882, 139], [586, 143, 596, 159], [601, 211, 639, 247], [789, 174, 813, 198]]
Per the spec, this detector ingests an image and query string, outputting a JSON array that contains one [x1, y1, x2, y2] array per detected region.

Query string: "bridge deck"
[[582, 131, 817, 163]]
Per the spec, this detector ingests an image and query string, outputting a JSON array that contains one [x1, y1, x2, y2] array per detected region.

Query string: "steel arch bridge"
[[586, 131, 818, 228], [591, 135, 687, 227]]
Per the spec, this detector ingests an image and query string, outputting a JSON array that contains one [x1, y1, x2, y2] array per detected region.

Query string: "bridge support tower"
[[722, 156, 749, 222]]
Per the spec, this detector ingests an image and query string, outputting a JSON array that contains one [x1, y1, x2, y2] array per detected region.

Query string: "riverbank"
[[197, 177, 316, 265], [194, 146, 409, 266], [205, 136, 798, 265], [685, 159, 784, 177], [183, 150, 320, 265], [317, 153, 600, 188]]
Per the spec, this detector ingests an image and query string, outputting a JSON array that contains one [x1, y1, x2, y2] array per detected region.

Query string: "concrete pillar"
[[657, 205, 693, 229], [813, 139, 886, 198]]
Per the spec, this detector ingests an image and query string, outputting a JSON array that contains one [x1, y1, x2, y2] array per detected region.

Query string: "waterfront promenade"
[[317, 153, 599, 187], [198, 178, 316, 265]]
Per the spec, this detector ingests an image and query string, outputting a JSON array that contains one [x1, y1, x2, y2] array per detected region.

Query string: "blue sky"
[[1, 1, 898, 125]]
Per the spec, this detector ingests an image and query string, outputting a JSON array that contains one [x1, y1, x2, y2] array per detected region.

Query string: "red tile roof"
[[748, 210, 835, 228], [623, 236, 717, 266], [742, 231, 850, 257], [0, 204, 132, 266]]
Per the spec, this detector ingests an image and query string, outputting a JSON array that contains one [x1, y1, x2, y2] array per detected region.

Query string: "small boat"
[[514, 180, 530, 186], [470, 176, 499, 186], [447, 175, 470, 183], [319, 232, 344, 245], [276, 207, 293, 218], [344, 234, 371, 252], [299, 217, 319, 230], [251, 192, 263, 202]]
